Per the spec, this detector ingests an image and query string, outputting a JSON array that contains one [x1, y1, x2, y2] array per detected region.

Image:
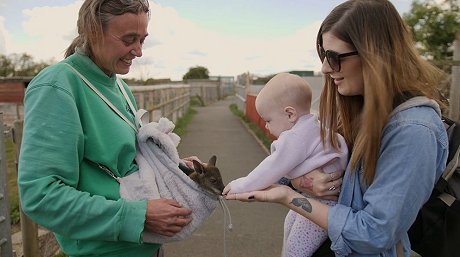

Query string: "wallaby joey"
[[188, 155, 225, 196]]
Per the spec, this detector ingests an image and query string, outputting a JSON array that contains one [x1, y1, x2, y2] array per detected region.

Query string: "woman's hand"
[[226, 184, 330, 229], [225, 184, 293, 204], [291, 169, 343, 201], [144, 199, 192, 237]]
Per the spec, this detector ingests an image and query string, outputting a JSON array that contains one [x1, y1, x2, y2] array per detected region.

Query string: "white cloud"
[[130, 2, 322, 80], [0, 16, 7, 54], [2, 0, 323, 80], [1, 1, 81, 63], [16, 2, 81, 62]]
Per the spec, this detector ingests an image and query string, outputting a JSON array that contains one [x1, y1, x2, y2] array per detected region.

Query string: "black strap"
[[312, 239, 334, 257]]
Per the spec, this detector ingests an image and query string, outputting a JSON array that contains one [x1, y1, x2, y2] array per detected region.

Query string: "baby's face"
[[257, 102, 293, 138]]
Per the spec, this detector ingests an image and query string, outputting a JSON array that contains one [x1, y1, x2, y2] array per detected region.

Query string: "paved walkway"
[[163, 96, 288, 257]]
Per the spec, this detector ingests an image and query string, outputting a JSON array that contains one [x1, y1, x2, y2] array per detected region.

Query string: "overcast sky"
[[0, 0, 413, 80]]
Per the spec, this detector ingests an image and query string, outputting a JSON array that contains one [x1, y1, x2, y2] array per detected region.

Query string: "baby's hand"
[[182, 156, 202, 169], [223, 183, 232, 195]]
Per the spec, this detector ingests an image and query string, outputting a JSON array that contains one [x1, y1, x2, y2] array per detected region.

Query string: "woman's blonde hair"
[[64, 0, 150, 58], [316, 0, 445, 184]]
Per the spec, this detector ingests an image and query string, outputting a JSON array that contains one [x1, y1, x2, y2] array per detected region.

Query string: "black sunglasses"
[[318, 45, 358, 72]]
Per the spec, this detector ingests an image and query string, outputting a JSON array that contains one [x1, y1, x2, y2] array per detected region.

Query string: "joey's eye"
[[210, 178, 217, 184]]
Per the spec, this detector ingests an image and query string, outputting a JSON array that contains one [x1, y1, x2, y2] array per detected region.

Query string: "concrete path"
[[163, 96, 288, 257]]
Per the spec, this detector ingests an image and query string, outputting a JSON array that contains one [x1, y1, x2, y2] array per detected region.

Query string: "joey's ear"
[[208, 155, 217, 166], [284, 106, 297, 122], [192, 160, 205, 175]]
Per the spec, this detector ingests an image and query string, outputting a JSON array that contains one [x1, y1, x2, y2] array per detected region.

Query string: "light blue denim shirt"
[[328, 97, 449, 257]]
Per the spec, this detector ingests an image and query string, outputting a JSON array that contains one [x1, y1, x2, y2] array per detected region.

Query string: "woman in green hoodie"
[[18, 1, 192, 256]]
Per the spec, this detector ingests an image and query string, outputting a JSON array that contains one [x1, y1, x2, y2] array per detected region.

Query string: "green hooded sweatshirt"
[[18, 49, 160, 257]]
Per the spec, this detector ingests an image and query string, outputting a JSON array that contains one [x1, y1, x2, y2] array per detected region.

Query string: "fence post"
[[0, 112, 15, 257], [12, 120, 40, 257]]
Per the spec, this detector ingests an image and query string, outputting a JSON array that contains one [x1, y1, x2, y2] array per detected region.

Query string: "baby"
[[223, 72, 348, 257]]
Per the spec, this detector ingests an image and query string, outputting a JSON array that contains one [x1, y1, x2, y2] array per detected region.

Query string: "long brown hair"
[[317, 0, 445, 184], [64, 0, 150, 58]]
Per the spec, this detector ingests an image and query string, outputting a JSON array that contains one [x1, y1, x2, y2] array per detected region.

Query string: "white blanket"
[[119, 115, 219, 244]]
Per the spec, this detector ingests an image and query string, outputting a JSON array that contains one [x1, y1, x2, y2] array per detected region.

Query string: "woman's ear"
[[284, 106, 297, 122]]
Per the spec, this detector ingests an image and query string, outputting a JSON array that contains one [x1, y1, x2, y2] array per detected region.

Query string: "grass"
[[4, 135, 21, 229], [229, 103, 273, 150], [173, 96, 201, 136], [173, 106, 197, 137]]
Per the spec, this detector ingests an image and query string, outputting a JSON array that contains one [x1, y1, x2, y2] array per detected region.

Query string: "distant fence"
[[234, 83, 246, 112], [187, 79, 234, 105], [130, 81, 227, 123], [131, 84, 190, 123]]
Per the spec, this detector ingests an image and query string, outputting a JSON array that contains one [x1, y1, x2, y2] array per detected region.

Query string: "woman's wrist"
[[282, 190, 305, 207]]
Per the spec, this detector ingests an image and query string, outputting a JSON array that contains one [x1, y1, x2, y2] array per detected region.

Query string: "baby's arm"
[[224, 154, 287, 194], [225, 134, 309, 194]]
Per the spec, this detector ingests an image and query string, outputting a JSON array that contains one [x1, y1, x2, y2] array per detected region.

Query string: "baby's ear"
[[284, 106, 297, 121]]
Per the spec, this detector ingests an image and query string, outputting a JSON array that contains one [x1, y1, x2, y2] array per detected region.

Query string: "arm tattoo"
[[290, 197, 312, 213]]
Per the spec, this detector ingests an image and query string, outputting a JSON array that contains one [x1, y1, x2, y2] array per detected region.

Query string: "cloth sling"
[[65, 63, 219, 243]]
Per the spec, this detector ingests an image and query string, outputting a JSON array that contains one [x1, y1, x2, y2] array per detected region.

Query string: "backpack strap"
[[439, 192, 456, 206], [435, 117, 460, 205], [441, 117, 460, 181]]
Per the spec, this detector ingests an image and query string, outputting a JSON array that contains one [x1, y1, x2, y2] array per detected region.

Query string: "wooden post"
[[450, 31, 460, 121], [12, 120, 40, 257], [0, 113, 15, 257]]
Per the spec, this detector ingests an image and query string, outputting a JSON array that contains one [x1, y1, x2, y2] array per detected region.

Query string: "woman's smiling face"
[[321, 32, 364, 96], [92, 12, 149, 76]]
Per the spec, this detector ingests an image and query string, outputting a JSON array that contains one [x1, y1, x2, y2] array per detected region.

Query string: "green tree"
[[0, 53, 51, 77], [404, 0, 460, 62], [182, 66, 209, 80], [252, 74, 274, 85], [404, 0, 460, 100], [0, 54, 14, 76]]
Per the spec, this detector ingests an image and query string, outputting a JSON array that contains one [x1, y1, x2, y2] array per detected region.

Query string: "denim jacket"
[[328, 97, 449, 257]]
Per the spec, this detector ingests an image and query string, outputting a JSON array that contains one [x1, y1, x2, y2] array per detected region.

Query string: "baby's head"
[[255, 73, 312, 138]]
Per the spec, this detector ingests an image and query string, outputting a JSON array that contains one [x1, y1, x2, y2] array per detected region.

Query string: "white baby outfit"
[[227, 114, 348, 257]]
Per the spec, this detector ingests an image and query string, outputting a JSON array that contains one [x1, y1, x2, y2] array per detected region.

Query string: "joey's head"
[[191, 155, 225, 195]]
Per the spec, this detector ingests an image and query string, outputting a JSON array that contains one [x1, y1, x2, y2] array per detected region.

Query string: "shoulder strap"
[[116, 79, 137, 117], [64, 63, 138, 132]]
